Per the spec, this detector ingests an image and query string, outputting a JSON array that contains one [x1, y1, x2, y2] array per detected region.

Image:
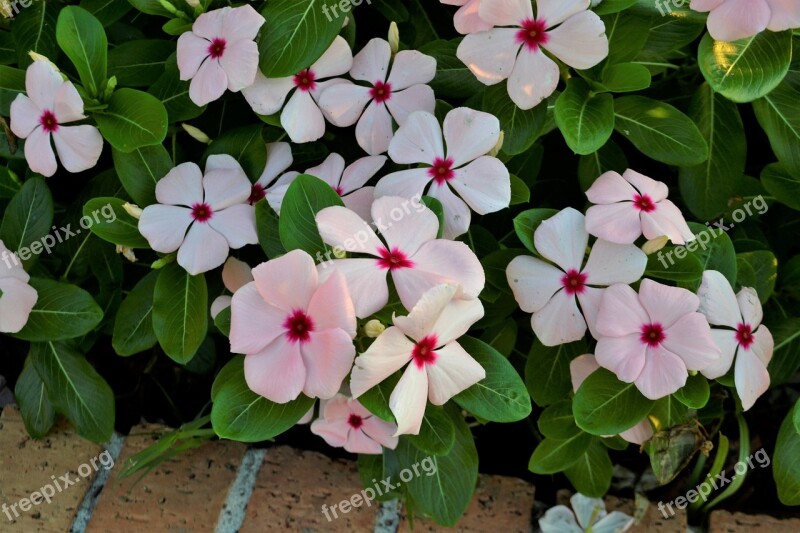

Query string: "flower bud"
[[116, 245, 138, 263], [122, 202, 143, 220], [182, 123, 213, 144], [28, 52, 61, 73], [641, 236, 669, 255], [364, 319, 386, 338], [1, 0, 13, 19], [388, 22, 400, 54], [332, 246, 347, 259]]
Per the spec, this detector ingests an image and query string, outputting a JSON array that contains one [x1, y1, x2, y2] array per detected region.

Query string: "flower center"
[[516, 18, 549, 51], [736, 323, 754, 349], [370, 80, 393, 103], [376, 247, 414, 271], [207, 38, 226, 59], [191, 203, 214, 223], [427, 157, 455, 185], [347, 414, 364, 429], [333, 185, 344, 196], [39, 110, 59, 133], [293, 69, 317, 92], [248, 184, 266, 205], [633, 194, 657, 213], [412, 335, 438, 369], [283, 309, 315, 343], [561, 269, 588, 296], [640, 323, 666, 347]]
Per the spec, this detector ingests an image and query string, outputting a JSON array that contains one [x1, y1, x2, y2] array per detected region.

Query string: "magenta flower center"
[[347, 414, 364, 429], [333, 185, 344, 196], [428, 157, 455, 185], [39, 110, 59, 133], [736, 323, 754, 349], [376, 247, 414, 271], [283, 310, 314, 343], [516, 18, 549, 51], [208, 38, 226, 59], [640, 323, 666, 347], [412, 335, 438, 369], [293, 69, 317, 92], [561, 269, 588, 296], [633, 194, 657, 213], [191, 203, 214, 223], [370, 81, 393, 103], [248, 184, 266, 205]]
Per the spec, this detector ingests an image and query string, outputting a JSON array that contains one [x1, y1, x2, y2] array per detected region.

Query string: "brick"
[[86, 423, 245, 532], [0, 406, 103, 533], [709, 510, 800, 532], [240, 446, 377, 532], [397, 474, 535, 532], [605, 496, 688, 532]]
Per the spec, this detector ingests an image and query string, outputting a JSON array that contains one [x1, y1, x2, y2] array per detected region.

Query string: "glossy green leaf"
[[83, 197, 149, 248], [14, 360, 56, 439], [279, 174, 344, 257], [12, 278, 103, 342], [112, 144, 172, 207], [555, 78, 614, 155], [573, 368, 654, 435], [153, 262, 208, 363], [94, 88, 168, 152], [56, 6, 108, 97], [112, 271, 158, 356]]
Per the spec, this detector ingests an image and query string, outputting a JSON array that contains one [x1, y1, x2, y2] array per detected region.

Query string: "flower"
[[176, 5, 265, 106], [585, 169, 695, 245], [247, 142, 294, 205], [211, 257, 253, 319], [138, 155, 258, 275], [229, 250, 357, 403], [690, 0, 800, 42], [456, 0, 608, 109], [697, 270, 773, 410], [242, 36, 353, 143], [316, 196, 485, 318], [440, 0, 493, 34], [595, 279, 720, 400], [350, 284, 486, 435], [506, 208, 647, 346], [310, 394, 399, 454], [375, 108, 510, 239], [9, 61, 103, 178], [265, 152, 386, 220], [0, 240, 38, 334], [539, 493, 634, 533], [319, 38, 436, 155]]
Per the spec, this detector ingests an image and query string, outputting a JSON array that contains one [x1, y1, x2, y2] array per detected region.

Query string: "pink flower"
[[230, 250, 357, 403], [0, 240, 38, 334], [697, 270, 773, 410], [507, 208, 647, 346], [316, 196, 485, 318], [350, 284, 486, 435], [265, 153, 386, 220], [10, 61, 103, 178], [247, 141, 294, 207], [310, 394, 399, 454], [375, 108, 510, 239], [138, 155, 258, 275], [691, 0, 800, 42], [210, 257, 253, 319], [319, 38, 436, 155], [441, 0, 493, 34], [177, 5, 265, 106], [585, 169, 695, 245], [595, 279, 720, 400], [243, 36, 353, 143], [457, 0, 608, 109], [570, 354, 653, 445]]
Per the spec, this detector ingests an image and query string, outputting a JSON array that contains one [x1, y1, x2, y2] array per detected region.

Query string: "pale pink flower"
[[316, 196, 485, 318], [375, 108, 510, 239], [0, 240, 38, 333], [319, 38, 436, 155], [570, 354, 653, 445], [10, 61, 103, 178], [265, 153, 386, 220], [507, 208, 647, 346], [457, 0, 608, 109], [310, 394, 399, 454], [585, 169, 695, 245], [177, 5, 265, 106], [138, 155, 258, 275], [242, 36, 353, 143], [441, 0, 494, 34], [247, 142, 294, 205], [230, 250, 357, 403], [691, 0, 800, 42], [697, 270, 773, 410], [350, 284, 486, 435], [211, 257, 253, 319], [595, 279, 720, 400]]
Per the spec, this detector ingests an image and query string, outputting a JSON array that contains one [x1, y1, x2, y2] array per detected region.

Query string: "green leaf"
[[529, 432, 592, 474], [563, 440, 613, 497], [0, 65, 25, 116], [555, 78, 614, 155], [79, 0, 132, 26], [279, 174, 344, 257], [594, 0, 638, 15], [578, 139, 628, 191], [94, 88, 168, 152], [698, 31, 792, 103], [526, 339, 585, 407], [126, 0, 185, 17], [775, 401, 800, 504], [573, 368, 654, 435], [761, 163, 800, 212], [736, 250, 777, 303], [15, 360, 56, 439], [0, 177, 54, 257], [56, 6, 108, 97], [82, 197, 149, 248], [29, 341, 115, 443], [112, 271, 158, 356], [108, 39, 174, 87], [481, 84, 546, 156], [357, 372, 399, 422], [613, 96, 709, 166], [602, 10, 650, 64], [538, 400, 581, 440], [13, 278, 103, 342], [753, 82, 800, 178], [255, 201, 286, 259], [12, 0, 59, 67], [150, 64, 206, 122], [153, 262, 208, 364], [203, 125, 267, 182], [645, 244, 705, 282], [112, 144, 172, 207], [512, 208, 558, 254], [418, 39, 484, 99], [767, 319, 800, 386], [407, 406, 456, 456], [509, 174, 530, 205], [600, 62, 652, 93]]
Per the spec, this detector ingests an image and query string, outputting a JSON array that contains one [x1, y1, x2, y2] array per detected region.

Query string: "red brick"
[[605, 496, 688, 532], [709, 510, 800, 532]]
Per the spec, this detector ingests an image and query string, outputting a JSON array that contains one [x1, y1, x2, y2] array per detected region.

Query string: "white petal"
[[534, 207, 587, 272], [9, 95, 40, 138], [536, 0, 591, 27], [426, 342, 486, 405], [388, 110, 444, 164], [350, 326, 413, 397], [318, 82, 372, 127], [456, 28, 520, 85], [189, 59, 228, 106], [242, 71, 295, 116], [340, 155, 387, 194], [51, 125, 103, 173], [316, 205, 383, 254], [26, 61, 61, 111], [389, 364, 429, 435], [450, 156, 510, 214], [582, 240, 647, 286], [543, 10, 608, 70], [156, 162, 204, 206], [350, 38, 391, 83], [385, 85, 436, 127], [507, 47, 559, 110], [736, 287, 763, 328], [443, 107, 501, 167], [355, 101, 395, 156], [310, 36, 353, 79], [177, 222, 230, 275], [697, 270, 741, 329], [208, 204, 258, 249], [256, 142, 294, 187], [281, 90, 326, 143], [427, 182, 471, 239], [372, 196, 439, 256], [479, 0, 533, 25], [531, 289, 587, 346], [138, 205, 193, 253], [24, 128, 57, 177], [387, 50, 437, 90], [506, 255, 563, 313]]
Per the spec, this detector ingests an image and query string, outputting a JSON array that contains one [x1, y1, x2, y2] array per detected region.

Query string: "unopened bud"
[[182, 123, 212, 144], [29, 52, 60, 73], [1, 0, 13, 18], [152, 254, 176, 269], [116, 245, 138, 263], [158, 0, 182, 16], [488, 131, 504, 157], [122, 202, 142, 220], [364, 319, 386, 338], [388, 22, 400, 54], [185, 0, 200, 7], [332, 246, 347, 259], [641, 236, 669, 255]]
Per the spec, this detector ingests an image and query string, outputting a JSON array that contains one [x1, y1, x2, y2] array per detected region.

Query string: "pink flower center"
[[370, 81, 393, 103], [736, 323, 754, 349], [39, 110, 59, 133], [376, 247, 414, 271], [283, 310, 314, 343], [248, 184, 266, 205], [427, 157, 455, 185], [412, 335, 438, 369], [640, 323, 666, 347], [293, 69, 317, 92], [561, 269, 588, 296], [333, 185, 344, 196], [347, 414, 364, 429], [191, 203, 214, 223], [516, 18, 549, 51], [207, 38, 226, 59], [633, 194, 657, 213]]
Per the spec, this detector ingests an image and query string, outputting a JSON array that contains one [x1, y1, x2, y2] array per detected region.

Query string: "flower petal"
[[388, 110, 444, 164], [750, 325, 774, 367], [582, 240, 647, 286], [427, 182, 471, 239], [192, 7, 225, 39], [310, 36, 353, 79], [479, 0, 533, 25], [736, 287, 763, 328], [351, 326, 414, 397], [697, 270, 742, 329], [387, 50, 437, 90], [450, 156, 510, 214], [706, 0, 770, 42], [26, 61, 61, 111], [767, 0, 800, 31], [619, 421, 654, 446], [701, 328, 738, 379], [576, 286, 604, 338], [735, 347, 770, 411], [177, 32, 211, 81], [340, 155, 387, 194], [54, 81, 86, 124], [385, 84, 436, 127], [570, 353, 600, 392], [221, 4, 265, 41], [639, 279, 700, 329], [51, 125, 103, 173], [318, 82, 373, 127], [257, 142, 294, 187], [222, 257, 253, 293], [586, 171, 637, 204], [342, 188, 376, 223], [536, 0, 591, 27], [318, 259, 389, 319], [156, 162, 204, 206], [663, 313, 720, 370], [585, 203, 642, 244], [534, 207, 588, 272], [507, 47, 559, 110], [640, 200, 695, 245], [244, 336, 306, 403], [372, 196, 439, 256], [374, 168, 433, 201], [9, 95, 40, 138], [635, 346, 687, 400], [409, 239, 485, 299], [138, 205, 193, 253], [189, 59, 228, 106], [0, 278, 38, 333], [426, 341, 486, 405], [360, 416, 400, 450], [531, 289, 587, 346], [389, 364, 429, 435], [281, 89, 326, 143], [316, 205, 383, 254], [506, 255, 564, 313], [355, 100, 395, 156], [219, 39, 260, 91], [595, 333, 647, 382], [306, 153, 346, 189], [543, 10, 608, 70], [242, 71, 295, 116], [595, 283, 649, 337], [301, 328, 356, 399], [208, 204, 258, 249], [23, 128, 57, 177], [457, 28, 521, 85], [443, 107, 501, 168], [351, 38, 391, 83], [177, 222, 230, 275], [307, 270, 356, 337], [453, 0, 494, 34], [229, 282, 286, 354], [251, 249, 318, 312], [310, 417, 350, 448]]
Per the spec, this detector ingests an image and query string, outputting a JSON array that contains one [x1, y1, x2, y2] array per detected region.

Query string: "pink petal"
[[506, 255, 564, 313], [389, 364, 429, 435], [387, 50, 437, 91], [229, 282, 286, 354], [242, 71, 295, 116], [543, 10, 608, 70], [350, 326, 414, 397], [736, 287, 763, 328], [697, 270, 741, 329], [310, 36, 353, 79], [582, 240, 647, 286], [570, 353, 600, 392], [204, 156, 251, 209], [427, 182, 471, 239], [595, 284, 649, 337], [138, 205, 193, 253], [26, 61, 61, 111], [767, 0, 800, 31], [479, 0, 532, 25], [256, 142, 294, 187], [208, 204, 258, 249], [701, 328, 738, 379], [156, 162, 204, 206], [306, 153, 346, 189], [244, 335, 306, 403], [346, 428, 384, 454], [408, 239, 485, 300], [177, 222, 230, 275], [691, 0, 724, 11], [639, 278, 700, 329], [576, 286, 604, 338], [252, 250, 318, 312], [222, 257, 253, 293], [585, 203, 642, 244], [586, 171, 638, 204], [307, 270, 356, 337], [318, 83, 372, 127], [388, 110, 444, 164], [54, 82, 86, 123], [220, 4, 265, 41], [635, 346, 688, 400], [750, 325, 774, 367], [51, 125, 103, 173], [374, 168, 433, 201], [706, 0, 770, 42], [316, 205, 383, 254], [532, 289, 587, 346], [385, 84, 436, 127], [456, 28, 521, 85], [301, 328, 356, 399], [190, 59, 228, 106], [450, 156, 510, 214], [340, 155, 387, 194], [536, 0, 592, 27], [620, 420, 653, 445], [507, 47, 560, 110], [355, 100, 395, 156], [360, 416, 400, 450], [9, 95, 40, 138], [372, 196, 439, 256], [393, 283, 480, 343], [219, 39, 260, 92], [281, 90, 326, 143], [453, 0, 494, 34], [310, 417, 350, 448], [342, 188, 376, 223], [192, 7, 225, 40], [350, 38, 391, 84], [23, 128, 57, 177], [177, 32, 210, 81], [640, 200, 695, 245], [309, 78, 349, 104], [534, 207, 588, 273], [735, 348, 770, 411], [0, 278, 38, 334], [595, 333, 647, 382], [444, 108, 501, 167], [623, 169, 668, 202], [426, 341, 486, 405], [663, 313, 720, 370], [318, 259, 388, 319], [0, 241, 29, 282]]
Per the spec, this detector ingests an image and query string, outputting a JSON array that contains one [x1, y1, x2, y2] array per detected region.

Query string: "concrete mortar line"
[[69, 432, 126, 533], [214, 447, 267, 533], [374, 499, 402, 533]]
